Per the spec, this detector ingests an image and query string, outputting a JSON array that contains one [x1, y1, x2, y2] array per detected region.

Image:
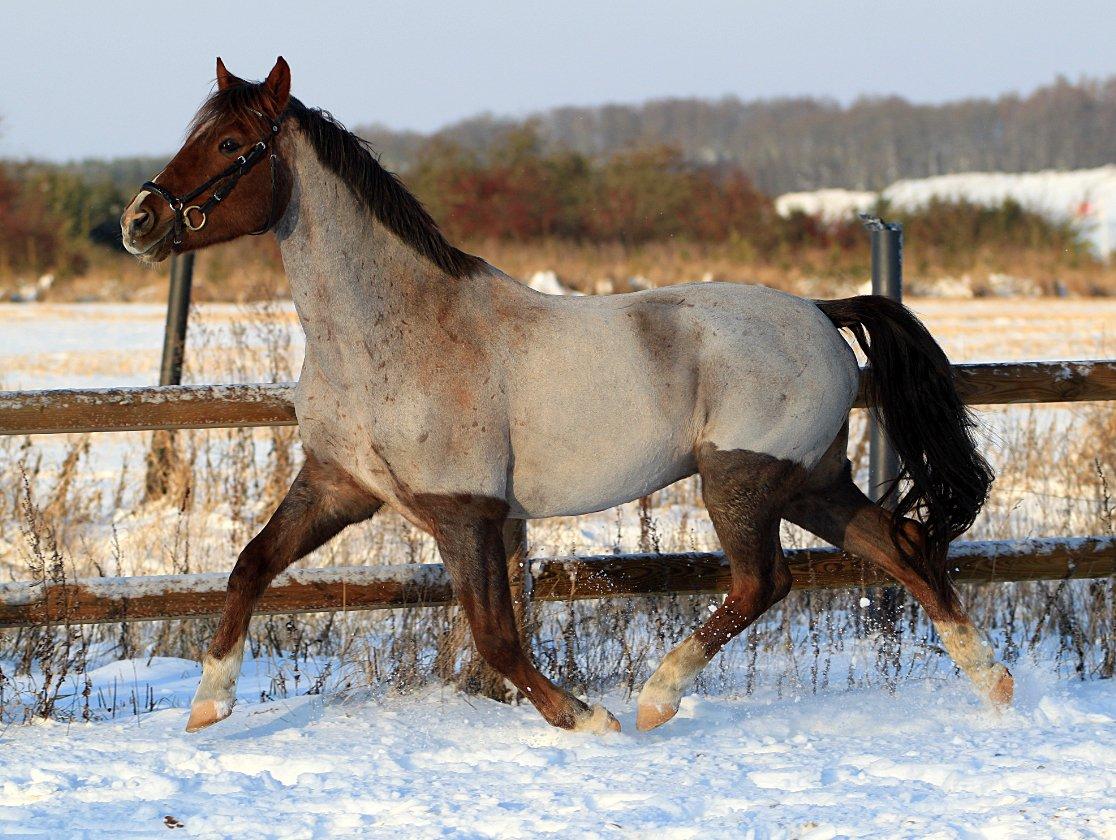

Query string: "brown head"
[[120, 57, 294, 263]]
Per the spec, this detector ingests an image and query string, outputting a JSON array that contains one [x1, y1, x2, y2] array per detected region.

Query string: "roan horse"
[[121, 57, 1012, 735]]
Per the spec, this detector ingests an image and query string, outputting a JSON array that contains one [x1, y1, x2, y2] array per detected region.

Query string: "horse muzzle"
[[120, 193, 174, 262]]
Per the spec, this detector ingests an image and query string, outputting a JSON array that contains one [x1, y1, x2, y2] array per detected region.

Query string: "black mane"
[[192, 84, 483, 278]]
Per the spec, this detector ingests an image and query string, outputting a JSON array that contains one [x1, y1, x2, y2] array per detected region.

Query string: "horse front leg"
[[424, 495, 620, 734], [187, 454, 381, 732]]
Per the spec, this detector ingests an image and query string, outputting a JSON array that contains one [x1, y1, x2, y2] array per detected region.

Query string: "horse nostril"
[[130, 207, 154, 237]]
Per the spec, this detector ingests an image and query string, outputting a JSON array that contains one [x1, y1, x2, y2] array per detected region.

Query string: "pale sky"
[[1, 1, 1113, 161]]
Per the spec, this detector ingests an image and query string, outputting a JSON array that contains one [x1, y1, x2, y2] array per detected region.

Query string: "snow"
[[0, 382, 296, 407], [0, 655, 1112, 837], [884, 167, 1116, 258], [947, 534, 1114, 559], [775, 189, 877, 223], [526, 271, 579, 296], [775, 166, 1116, 257], [0, 302, 303, 391]]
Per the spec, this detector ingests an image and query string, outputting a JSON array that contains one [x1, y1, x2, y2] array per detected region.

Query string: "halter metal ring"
[[183, 205, 207, 231]]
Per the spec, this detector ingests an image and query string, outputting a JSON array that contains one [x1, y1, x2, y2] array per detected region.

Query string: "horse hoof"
[[988, 665, 1014, 706], [185, 698, 234, 733], [636, 701, 678, 732], [573, 703, 621, 734]]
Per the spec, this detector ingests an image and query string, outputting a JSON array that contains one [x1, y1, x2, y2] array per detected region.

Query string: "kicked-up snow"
[[0, 655, 1113, 837]]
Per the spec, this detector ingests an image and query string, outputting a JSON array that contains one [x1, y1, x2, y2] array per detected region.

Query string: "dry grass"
[[15, 234, 1116, 304], [0, 296, 1113, 722], [464, 238, 1116, 298]]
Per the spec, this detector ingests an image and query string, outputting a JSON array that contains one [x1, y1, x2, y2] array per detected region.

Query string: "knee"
[[227, 553, 267, 599], [728, 567, 789, 616], [725, 577, 773, 618]]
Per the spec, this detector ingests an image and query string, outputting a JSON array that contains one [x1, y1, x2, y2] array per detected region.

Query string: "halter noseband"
[[142, 115, 284, 246]]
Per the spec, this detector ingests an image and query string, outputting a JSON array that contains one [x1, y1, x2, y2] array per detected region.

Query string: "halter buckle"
[[183, 205, 207, 231]]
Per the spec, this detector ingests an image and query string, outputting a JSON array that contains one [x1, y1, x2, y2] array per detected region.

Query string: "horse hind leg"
[[637, 445, 803, 731], [186, 454, 382, 732], [784, 461, 1013, 706]]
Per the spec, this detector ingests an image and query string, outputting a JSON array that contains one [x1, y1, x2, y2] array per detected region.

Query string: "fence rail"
[[1, 360, 1114, 437], [2, 537, 1112, 629], [0, 383, 296, 436]]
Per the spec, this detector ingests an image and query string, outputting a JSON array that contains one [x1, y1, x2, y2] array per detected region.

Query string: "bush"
[[0, 123, 1100, 293]]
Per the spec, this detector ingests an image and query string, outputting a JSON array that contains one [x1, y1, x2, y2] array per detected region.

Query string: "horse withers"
[[121, 57, 1011, 735]]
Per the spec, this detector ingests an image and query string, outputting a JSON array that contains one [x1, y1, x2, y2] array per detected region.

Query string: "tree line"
[[1, 127, 1085, 281], [1, 75, 1105, 279], [361, 75, 1116, 195]]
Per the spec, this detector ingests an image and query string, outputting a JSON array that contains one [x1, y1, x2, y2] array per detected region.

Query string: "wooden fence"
[[0, 359, 1113, 628], [2, 361, 1113, 437], [2, 538, 1112, 629]]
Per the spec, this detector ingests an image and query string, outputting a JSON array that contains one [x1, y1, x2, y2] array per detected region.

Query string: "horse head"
[[120, 57, 293, 262]]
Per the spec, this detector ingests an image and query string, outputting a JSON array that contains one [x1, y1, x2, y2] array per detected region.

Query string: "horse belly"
[[507, 414, 697, 519]]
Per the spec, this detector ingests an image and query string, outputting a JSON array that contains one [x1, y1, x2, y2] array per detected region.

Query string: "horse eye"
[[218, 138, 240, 154]]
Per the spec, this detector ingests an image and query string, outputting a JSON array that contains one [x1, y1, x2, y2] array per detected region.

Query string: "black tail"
[[816, 296, 994, 602]]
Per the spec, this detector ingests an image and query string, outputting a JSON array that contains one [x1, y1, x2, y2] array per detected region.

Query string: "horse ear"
[[215, 57, 242, 91], [263, 56, 291, 114]]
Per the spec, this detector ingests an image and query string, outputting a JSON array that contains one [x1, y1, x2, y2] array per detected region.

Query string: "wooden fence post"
[[434, 519, 531, 702], [145, 253, 194, 502]]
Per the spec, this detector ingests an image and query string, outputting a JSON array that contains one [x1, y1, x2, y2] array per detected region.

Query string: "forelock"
[[188, 83, 273, 141]]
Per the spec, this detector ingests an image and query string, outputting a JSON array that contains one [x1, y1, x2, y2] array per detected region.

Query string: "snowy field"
[[1, 655, 1113, 837], [1, 297, 1113, 393], [776, 165, 1116, 258], [1, 298, 1114, 837]]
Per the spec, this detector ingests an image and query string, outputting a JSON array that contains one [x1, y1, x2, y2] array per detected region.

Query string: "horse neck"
[[274, 132, 474, 347]]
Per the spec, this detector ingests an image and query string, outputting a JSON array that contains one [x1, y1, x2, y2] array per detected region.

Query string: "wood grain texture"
[[0, 565, 455, 629], [0, 384, 297, 435], [533, 536, 1115, 599], [854, 360, 1116, 408], [2, 537, 1110, 629], [1, 360, 1112, 436]]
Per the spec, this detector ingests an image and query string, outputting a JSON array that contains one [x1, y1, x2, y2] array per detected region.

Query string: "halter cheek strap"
[[142, 118, 283, 246]]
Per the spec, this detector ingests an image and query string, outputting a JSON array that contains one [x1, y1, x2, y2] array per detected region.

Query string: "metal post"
[[159, 253, 195, 386], [859, 215, 905, 666], [860, 215, 902, 505], [145, 253, 194, 501]]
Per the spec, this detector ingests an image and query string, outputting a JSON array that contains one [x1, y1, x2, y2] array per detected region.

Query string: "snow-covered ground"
[[1, 300, 1113, 837], [775, 189, 877, 224], [1, 654, 1113, 837], [884, 168, 1116, 259], [775, 166, 1116, 258], [2, 297, 1112, 393]]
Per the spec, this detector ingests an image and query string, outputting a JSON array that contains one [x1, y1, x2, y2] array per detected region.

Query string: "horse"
[[121, 57, 1012, 735]]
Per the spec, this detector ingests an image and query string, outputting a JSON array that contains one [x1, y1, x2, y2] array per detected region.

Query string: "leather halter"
[[141, 115, 283, 246]]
